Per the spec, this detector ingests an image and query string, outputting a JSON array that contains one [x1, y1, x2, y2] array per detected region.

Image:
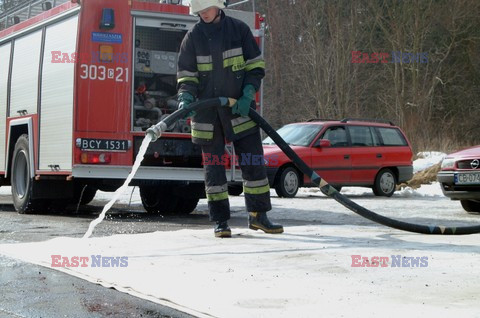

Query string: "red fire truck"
[[0, 0, 264, 214]]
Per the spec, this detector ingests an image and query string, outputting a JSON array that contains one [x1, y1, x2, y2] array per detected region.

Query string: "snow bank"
[[414, 151, 446, 173]]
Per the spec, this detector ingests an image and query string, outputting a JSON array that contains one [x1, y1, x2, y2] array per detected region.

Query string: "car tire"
[[373, 168, 396, 197], [275, 166, 300, 198], [332, 185, 342, 192], [460, 200, 480, 214]]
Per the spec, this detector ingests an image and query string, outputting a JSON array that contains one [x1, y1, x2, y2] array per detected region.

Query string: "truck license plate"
[[455, 172, 480, 185], [79, 138, 129, 152]]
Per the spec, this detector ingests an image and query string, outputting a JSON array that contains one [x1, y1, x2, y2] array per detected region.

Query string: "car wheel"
[[275, 166, 299, 198], [11, 135, 46, 214], [373, 168, 396, 197], [460, 200, 480, 214], [228, 184, 243, 196]]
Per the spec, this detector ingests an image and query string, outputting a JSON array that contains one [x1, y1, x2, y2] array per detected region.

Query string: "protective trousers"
[[202, 117, 271, 222]]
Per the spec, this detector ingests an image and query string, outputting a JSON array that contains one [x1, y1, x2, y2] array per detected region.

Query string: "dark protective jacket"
[[177, 11, 265, 145]]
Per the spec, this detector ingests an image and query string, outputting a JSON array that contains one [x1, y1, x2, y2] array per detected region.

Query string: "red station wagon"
[[262, 119, 414, 198]]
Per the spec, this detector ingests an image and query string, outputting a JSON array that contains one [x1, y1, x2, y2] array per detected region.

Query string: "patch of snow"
[[414, 151, 446, 173]]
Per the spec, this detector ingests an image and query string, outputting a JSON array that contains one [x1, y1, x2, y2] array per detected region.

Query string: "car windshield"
[[263, 124, 322, 146]]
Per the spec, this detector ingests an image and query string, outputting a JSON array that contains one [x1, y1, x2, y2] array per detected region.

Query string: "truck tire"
[[176, 198, 199, 215], [11, 135, 45, 213], [140, 185, 178, 214], [72, 185, 97, 206], [140, 185, 200, 215], [228, 184, 243, 196], [274, 166, 299, 198], [373, 168, 396, 197]]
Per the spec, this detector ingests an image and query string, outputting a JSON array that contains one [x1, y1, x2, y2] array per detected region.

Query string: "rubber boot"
[[214, 221, 232, 238], [248, 212, 284, 234]]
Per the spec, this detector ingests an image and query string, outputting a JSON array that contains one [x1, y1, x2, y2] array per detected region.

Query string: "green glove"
[[177, 91, 195, 119], [232, 85, 256, 117]]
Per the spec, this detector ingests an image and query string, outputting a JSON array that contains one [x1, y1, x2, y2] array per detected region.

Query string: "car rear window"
[[376, 127, 408, 146]]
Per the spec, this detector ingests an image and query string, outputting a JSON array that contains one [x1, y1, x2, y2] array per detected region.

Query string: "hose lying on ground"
[[147, 97, 480, 235]]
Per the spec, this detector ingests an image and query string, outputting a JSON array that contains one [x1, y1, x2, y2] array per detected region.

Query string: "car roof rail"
[[340, 118, 395, 126], [306, 118, 339, 122]]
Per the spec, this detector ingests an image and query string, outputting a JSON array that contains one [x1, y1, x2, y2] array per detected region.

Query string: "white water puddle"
[[83, 134, 152, 238], [1, 224, 480, 317]]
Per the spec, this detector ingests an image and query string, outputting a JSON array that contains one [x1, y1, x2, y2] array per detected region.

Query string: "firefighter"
[[176, 0, 283, 237]]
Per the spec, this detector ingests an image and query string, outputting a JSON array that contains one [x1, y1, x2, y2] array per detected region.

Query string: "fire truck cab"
[[0, 0, 264, 214]]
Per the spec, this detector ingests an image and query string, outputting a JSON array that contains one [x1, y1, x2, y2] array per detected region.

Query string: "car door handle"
[[344, 155, 350, 159], [376, 154, 383, 158]]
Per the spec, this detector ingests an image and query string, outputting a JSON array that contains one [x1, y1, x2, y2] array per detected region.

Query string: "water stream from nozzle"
[[82, 134, 152, 239]]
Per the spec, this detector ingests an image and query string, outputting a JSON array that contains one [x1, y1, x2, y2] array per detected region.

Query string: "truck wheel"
[[228, 184, 243, 196], [72, 185, 97, 206], [461, 200, 480, 214], [274, 166, 299, 198], [140, 185, 178, 214], [176, 198, 199, 215], [11, 135, 44, 213], [373, 168, 396, 197]]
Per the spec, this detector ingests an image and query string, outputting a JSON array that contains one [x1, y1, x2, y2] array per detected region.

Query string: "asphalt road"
[[0, 187, 316, 318], [0, 192, 216, 318]]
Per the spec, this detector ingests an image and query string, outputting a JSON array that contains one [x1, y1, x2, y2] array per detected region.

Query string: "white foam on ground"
[[2, 151, 479, 317], [1, 224, 479, 317]]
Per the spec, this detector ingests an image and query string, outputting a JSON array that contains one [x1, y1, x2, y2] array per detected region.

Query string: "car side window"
[[348, 126, 374, 146], [322, 126, 348, 147], [376, 127, 408, 146]]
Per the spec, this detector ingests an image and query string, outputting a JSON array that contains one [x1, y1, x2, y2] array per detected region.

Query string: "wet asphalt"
[[0, 194, 216, 318], [0, 189, 315, 318]]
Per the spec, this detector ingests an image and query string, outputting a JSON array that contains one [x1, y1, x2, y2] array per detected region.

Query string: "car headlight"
[[441, 158, 455, 169]]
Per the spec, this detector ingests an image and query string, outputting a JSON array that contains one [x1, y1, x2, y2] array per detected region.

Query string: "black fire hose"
[[147, 97, 480, 235]]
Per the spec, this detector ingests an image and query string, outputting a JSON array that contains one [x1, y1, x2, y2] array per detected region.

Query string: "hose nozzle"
[[145, 121, 167, 142]]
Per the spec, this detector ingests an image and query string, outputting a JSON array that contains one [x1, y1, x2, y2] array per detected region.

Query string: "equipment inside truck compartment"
[[133, 25, 188, 132]]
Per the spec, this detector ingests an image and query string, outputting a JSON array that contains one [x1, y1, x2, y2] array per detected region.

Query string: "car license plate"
[[78, 138, 129, 152], [455, 172, 480, 184]]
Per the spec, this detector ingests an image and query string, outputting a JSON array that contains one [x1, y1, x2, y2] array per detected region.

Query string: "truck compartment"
[[133, 25, 187, 133]]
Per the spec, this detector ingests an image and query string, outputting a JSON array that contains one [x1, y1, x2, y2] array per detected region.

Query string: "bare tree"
[[258, 0, 480, 153]]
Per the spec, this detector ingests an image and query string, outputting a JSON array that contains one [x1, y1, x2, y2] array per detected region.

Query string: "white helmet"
[[190, 0, 226, 15]]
